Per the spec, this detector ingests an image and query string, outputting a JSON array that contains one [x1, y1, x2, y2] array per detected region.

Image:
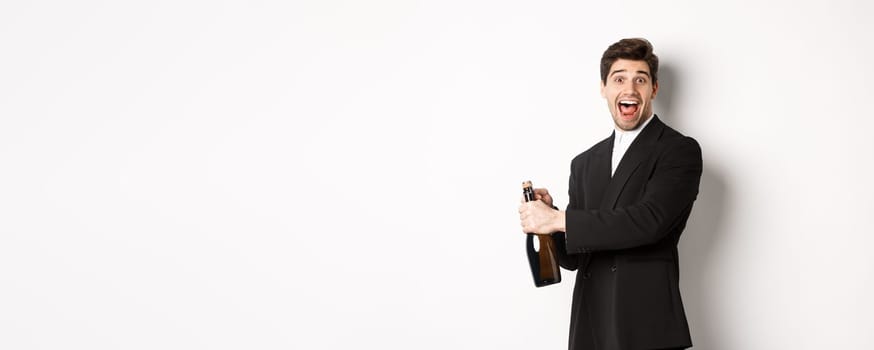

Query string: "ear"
[[651, 81, 659, 99], [600, 81, 606, 98]]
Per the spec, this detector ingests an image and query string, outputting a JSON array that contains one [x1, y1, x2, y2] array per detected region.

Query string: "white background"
[[1, 1, 872, 349]]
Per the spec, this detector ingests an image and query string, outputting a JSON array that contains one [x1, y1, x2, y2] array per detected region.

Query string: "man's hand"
[[519, 188, 554, 207], [519, 200, 566, 235], [534, 188, 554, 208]]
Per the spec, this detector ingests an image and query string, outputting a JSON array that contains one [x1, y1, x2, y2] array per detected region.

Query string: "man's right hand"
[[520, 187, 555, 208], [534, 188, 554, 208]]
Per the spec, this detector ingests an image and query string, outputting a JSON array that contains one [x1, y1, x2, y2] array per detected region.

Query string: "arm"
[[564, 137, 702, 253], [552, 162, 582, 271]]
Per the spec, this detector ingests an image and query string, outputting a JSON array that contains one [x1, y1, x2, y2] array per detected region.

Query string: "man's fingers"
[[519, 207, 531, 219], [521, 219, 533, 233], [519, 201, 538, 212], [533, 188, 553, 206]]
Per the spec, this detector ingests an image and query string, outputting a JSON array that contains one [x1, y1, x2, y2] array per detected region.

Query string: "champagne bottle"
[[523, 180, 561, 287]]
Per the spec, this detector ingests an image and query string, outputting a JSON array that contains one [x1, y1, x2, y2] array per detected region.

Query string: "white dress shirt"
[[611, 114, 655, 177]]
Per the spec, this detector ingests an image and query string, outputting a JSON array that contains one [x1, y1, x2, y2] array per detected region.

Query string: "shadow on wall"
[[657, 63, 731, 350]]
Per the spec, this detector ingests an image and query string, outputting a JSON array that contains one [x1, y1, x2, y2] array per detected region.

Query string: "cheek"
[[637, 89, 651, 100]]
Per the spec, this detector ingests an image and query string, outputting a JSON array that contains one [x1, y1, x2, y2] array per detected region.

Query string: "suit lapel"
[[599, 116, 666, 210], [585, 137, 613, 209]]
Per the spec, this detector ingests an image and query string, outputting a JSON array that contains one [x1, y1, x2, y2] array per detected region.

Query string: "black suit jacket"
[[554, 116, 701, 350]]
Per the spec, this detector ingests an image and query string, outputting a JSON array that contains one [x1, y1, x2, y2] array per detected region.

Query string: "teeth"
[[619, 100, 638, 105]]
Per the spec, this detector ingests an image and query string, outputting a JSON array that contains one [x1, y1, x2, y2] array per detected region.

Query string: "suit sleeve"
[[564, 137, 702, 253], [551, 160, 582, 271]]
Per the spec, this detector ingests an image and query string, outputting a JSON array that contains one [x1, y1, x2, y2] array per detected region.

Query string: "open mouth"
[[618, 100, 639, 117]]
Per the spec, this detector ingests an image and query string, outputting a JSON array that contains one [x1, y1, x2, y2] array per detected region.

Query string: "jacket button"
[[582, 272, 591, 280], [610, 265, 617, 272]]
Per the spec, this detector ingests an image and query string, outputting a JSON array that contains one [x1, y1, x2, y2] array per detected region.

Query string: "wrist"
[[552, 210, 566, 233]]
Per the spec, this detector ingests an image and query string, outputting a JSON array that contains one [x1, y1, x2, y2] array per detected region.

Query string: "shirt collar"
[[614, 113, 655, 145]]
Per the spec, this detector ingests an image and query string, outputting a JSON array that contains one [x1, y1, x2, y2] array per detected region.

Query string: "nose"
[[620, 87, 639, 99]]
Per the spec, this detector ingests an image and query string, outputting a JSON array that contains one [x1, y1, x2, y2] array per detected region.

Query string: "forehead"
[[609, 59, 650, 75]]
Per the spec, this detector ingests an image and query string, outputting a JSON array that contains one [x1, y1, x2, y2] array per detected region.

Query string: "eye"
[[614, 77, 624, 84], [635, 77, 647, 84]]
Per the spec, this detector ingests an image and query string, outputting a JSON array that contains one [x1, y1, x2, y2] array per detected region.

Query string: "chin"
[[614, 117, 640, 131]]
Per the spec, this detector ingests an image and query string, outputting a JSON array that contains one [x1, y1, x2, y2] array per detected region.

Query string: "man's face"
[[601, 59, 659, 131]]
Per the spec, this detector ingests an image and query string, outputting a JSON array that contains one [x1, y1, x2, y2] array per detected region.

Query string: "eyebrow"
[[609, 69, 651, 78]]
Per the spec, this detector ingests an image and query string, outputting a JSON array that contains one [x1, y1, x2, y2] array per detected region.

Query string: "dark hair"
[[600, 38, 659, 84]]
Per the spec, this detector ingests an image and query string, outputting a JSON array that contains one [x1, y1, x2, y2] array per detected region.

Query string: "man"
[[519, 38, 702, 350]]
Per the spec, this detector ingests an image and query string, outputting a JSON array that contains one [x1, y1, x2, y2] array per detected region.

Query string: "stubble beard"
[[612, 107, 647, 131]]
